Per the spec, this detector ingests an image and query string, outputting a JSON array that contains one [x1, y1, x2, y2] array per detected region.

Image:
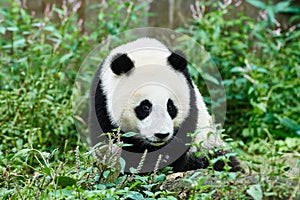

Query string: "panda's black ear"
[[167, 50, 187, 71], [111, 53, 134, 75]]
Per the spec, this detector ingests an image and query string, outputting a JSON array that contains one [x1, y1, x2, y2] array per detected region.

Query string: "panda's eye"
[[142, 105, 151, 112], [135, 100, 152, 120], [167, 104, 173, 111], [167, 99, 177, 119]]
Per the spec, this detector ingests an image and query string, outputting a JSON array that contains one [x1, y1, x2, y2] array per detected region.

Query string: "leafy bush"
[[0, 0, 147, 153], [179, 0, 300, 144], [0, 0, 149, 198]]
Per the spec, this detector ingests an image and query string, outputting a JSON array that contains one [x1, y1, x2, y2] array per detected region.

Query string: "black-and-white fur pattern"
[[90, 38, 242, 172]]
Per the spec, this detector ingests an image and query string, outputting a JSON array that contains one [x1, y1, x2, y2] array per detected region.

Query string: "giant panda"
[[89, 37, 242, 172]]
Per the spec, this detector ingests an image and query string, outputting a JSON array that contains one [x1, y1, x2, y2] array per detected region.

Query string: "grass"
[[0, 0, 300, 199]]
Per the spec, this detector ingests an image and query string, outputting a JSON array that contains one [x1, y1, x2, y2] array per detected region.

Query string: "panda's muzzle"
[[154, 132, 170, 139]]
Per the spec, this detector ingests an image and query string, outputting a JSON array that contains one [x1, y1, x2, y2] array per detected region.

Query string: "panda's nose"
[[154, 133, 170, 139]]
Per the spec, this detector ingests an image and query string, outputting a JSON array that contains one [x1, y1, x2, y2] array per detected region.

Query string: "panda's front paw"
[[211, 149, 244, 172]]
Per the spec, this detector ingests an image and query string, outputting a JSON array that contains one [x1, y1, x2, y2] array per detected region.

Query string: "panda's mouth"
[[145, 138, 170, 146]]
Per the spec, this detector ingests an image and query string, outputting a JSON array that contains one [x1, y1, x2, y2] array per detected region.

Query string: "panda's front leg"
[[171, 150, 243, 172], [170, 151, 209, 172], [210, 149, 244, 172]]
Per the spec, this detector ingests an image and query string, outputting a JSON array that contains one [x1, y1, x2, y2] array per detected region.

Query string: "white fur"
[[122, 84, 177, 145], [99, 38, 223, 149], [192, 82, 224, 149]]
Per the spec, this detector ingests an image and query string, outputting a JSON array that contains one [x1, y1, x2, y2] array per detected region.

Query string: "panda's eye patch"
[[142, 104, 151, 112], [167, 99, 177, 119], [135, 100, 152, 120]]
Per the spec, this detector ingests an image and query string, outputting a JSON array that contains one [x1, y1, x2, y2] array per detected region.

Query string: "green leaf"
[[0, 27, 6, 34], [13, 149, 31, 159], [166, 196, 177, 200], [52, 189, 72, 197], [95, 184, 106, 190], [274, 1, 291, 13], [122, 132, 138, 137], [257, 68, 268, 73], [188, 65, 200, 78], [13, 39, 26, 47], [154, 174, 166, 183], [6, 27, 18, 32], [31, 22, 44, 27], [0, 189, 14, 197], [266, 6, 276, 24], [53, 8, 65, 15], [125, 191, 145, 199], [247, 184, 263, 200], [251, 101, 266, 114], [120, 143, 133, 147], [55, 176, 76, 188], [275, 115, 300, 135], [42, 167, 51, 176], [202, 73, 220, 85], [119, 157, 126, 174], [246, 0, 266, 9], [230, 67, 245, 73], [143, 191, 154, 197], [59, 53, 73, 63], [103, 170, 110, 179], [129, 167, 137, 174], [282, 6, 300, 13]]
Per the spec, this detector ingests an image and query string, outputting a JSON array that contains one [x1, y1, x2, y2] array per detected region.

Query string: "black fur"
[[171, 152, 209, 172], [167, 99, 177, 119], [94, 72, 172, 153], [111, 53, 134, 75], [93, 62, 243, 173], [181, 67, 194, 88], [95, 78, 117, 133], [134, 100, 152, 120], [91, 42, 243, 173], [167, 51, 194, 89], [154, 133, 170, 139], [171, 150, 243, 172], [210, 150, 244, 172], [121, 136, 171, 153], [168, 50, 188, 71]]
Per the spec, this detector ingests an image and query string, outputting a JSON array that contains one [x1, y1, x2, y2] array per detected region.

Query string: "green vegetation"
[[0, 0, 299, 199]]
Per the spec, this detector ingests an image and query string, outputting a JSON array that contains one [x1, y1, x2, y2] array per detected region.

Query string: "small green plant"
[[0, 0, 148, 153], [180, 0, 300, 142], [179, 0, 300, 198], [0, 0, 150, 199], [246, 0, 300, 27]]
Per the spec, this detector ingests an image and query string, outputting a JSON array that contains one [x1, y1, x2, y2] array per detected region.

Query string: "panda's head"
[[98, 38, 192, 147], [122, 84, 180, 146]]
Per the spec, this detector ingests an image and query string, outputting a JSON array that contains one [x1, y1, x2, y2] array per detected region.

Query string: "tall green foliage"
[[0, 0, 148, 155], [180, 1, 300, 142]]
